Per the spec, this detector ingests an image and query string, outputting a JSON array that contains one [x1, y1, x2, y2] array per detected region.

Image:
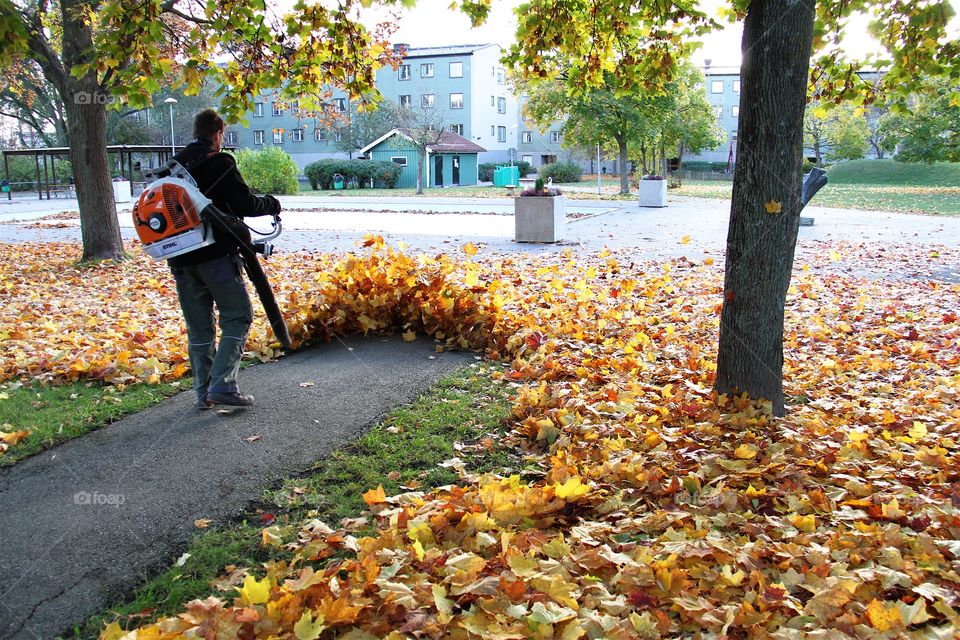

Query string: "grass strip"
[[0, 379, 186, 467], [72, 362, 515, 639]]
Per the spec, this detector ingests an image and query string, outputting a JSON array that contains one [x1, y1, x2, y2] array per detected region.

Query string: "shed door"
[[434, 155, 443, 187], [452, 156, 460, 185]]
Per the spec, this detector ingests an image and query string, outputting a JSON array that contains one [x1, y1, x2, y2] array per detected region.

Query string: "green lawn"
[[671, 160, 960, 215]]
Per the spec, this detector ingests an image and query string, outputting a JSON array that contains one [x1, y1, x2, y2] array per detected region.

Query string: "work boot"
[[207, 391, 255, 407], [196, 397, 214, 410]]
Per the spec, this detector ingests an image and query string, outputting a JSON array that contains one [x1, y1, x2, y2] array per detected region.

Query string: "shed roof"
[[359, 129, 486, 155]]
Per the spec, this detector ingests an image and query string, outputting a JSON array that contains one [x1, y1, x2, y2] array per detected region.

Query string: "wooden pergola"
[[1, 145, 180, 200]]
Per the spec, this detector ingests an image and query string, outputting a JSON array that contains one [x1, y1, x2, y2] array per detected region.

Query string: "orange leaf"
[[362, 484, 387, 505]]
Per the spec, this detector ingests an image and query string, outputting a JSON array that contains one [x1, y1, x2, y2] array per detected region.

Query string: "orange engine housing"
[[133, 183, 204, 245]]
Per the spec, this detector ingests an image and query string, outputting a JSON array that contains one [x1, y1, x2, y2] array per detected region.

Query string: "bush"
[[2, 156, 74, 192], [233, 147, 299, 194], [680, 160, 730, 172], [539, 161, 582, 183], [304, 159, 402, 190]]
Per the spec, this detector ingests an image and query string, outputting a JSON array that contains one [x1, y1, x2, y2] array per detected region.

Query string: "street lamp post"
[[163, 97, 178, 156]]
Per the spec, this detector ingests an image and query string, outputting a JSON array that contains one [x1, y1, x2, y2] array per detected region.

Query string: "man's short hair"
[[193, 109, 226, 140]]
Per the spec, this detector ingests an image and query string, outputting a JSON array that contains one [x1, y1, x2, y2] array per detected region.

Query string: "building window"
[[292, 128, 304, 142], [521, 154, 533, 164], [272, 103, 284, 116], [421, 94, 435, 108], [497, 97, 506, 114], [273, 129, 284, 144], [225, 131, 237, 145], [315, 129, 326, 141], [496, 69, 505, 84], [521, 131, 532, 144], [491, 95, 495, 106], [491, 125, 495, 136], [713, 105, 723, 118], [421, 63, 434, 77], [399, 95, 412, 108], [254, 103, 264, 117], [449, 93, 463, 109], [733, 80, 741, 94], [550, 130, 561, 143], [391, 156, 408, 166], [711, 80, 724, 94], [334, 98, 346, 112], [449, 62, 463, 78], [334, 131, 342, 142], [254, 130, 264, 145], [732, 106, 739, 118], [399, 65, 411, 80], [731, 131, 738, 142], [450, 124, 464, 135], [497, 126, 506, 142]]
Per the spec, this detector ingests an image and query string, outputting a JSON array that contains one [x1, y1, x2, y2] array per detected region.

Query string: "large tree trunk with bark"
[[65, 96, 123, 260], [60, 0, 124, 261], [714, 0, 815, 417]]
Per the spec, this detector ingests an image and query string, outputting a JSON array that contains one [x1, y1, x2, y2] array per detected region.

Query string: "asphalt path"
[[0, 335, 473, 639]]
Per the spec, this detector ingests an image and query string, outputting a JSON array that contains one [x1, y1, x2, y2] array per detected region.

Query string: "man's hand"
[[265, 194, 282, 214]]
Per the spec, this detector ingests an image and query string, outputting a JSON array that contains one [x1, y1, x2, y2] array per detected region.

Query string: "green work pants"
[[171, 255, 253, 401]]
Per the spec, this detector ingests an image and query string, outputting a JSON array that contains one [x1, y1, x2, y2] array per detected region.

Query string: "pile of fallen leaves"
[[0, 239, 958, 637]]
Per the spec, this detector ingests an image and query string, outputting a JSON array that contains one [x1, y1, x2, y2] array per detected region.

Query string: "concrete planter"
[[638, 178, 667, 207], [514, 194, 566, 243]]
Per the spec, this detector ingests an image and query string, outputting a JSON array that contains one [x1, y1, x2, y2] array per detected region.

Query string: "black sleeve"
[[208, 154, 281, 218]]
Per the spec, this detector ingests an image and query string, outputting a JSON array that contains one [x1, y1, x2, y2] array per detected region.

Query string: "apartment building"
[[230, 43, 525, 170]]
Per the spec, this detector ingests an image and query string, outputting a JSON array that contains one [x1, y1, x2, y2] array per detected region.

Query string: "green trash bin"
[[1, 180, 9, 194], [332, 174, 345, 190]]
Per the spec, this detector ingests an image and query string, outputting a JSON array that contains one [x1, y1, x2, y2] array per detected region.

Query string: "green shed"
[[360, 129, 486, 189]]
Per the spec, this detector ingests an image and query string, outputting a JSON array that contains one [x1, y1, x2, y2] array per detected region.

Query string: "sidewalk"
[[0, 335, 472, 639]]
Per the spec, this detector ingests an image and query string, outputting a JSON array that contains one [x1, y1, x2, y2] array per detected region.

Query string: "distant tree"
[[889, 79, 960, 163], [822, 104, 870, 161], [803, 104, 829, 166], [657, 64, 723, 182], [866, 105, 899, 159], [335, 100, 407, 159], [394, 106, 446, 194], [0, 58, 67, 146]]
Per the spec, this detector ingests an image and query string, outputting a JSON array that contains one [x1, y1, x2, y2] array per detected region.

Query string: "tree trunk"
[[59, 0, 123, 261], [617, 135, 629, 194], [64, 95, 124, 261], [416, 151, 424, 195], [714, 0, 815, 417]]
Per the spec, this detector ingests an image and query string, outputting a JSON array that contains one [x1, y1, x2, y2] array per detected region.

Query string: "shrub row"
[[538, 161, 583, 183], [233, 147, 300, 194], [303, 159, 402, 190]]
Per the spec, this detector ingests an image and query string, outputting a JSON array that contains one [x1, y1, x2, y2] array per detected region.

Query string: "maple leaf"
[[553, 476, 590, 501], [462, 242, 479, 256], [865, 599, 903, 631], [293, 610, 326, 640], [362, 484, 387, 505], [764, 199, 782, 214], [238, 575, 271, 605]]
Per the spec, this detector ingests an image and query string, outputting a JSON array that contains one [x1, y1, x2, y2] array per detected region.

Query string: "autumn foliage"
[[1, 238, 959, 637]]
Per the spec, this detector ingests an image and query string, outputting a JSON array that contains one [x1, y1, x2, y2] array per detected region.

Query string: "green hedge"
[[233, 147, 299, 194], [1, 156, 74, 192], [303, 159, 402, 190], [680, 160, 730, 172], [539, 161, 582, 183]]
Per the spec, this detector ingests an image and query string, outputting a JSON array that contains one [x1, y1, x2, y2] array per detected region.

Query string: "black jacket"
[[168, 139, 281, 267]]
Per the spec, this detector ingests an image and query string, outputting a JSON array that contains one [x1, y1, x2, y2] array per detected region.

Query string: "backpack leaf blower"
[[134, 160, 292, 349]]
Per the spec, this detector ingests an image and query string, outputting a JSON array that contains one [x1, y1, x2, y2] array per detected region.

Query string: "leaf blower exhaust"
[[133, 160, 292, 349]]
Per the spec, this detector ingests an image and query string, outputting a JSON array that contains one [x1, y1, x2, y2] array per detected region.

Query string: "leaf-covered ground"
[[1, 240, 958, 638]]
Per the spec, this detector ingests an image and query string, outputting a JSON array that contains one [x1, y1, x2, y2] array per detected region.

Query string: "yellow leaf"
[[194, 518, 212, 529], [908, 421, 927, 439], [99, 621, 125, 640], [680, 235, 691, 245], [734, 443, 758, 459], [829, 250, 841, 262], [462, 242, 478, 256], [865, 599, 902, 631], [239, 575, 271, 605], [363, 485, 387, 505], [789, 513, 816, 533], [764, 200, 782, 214], [554, 476, 590, 501], [402, 329, 416, 342], [294, 610, 327, 640], [411, 539, 425, 561]]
